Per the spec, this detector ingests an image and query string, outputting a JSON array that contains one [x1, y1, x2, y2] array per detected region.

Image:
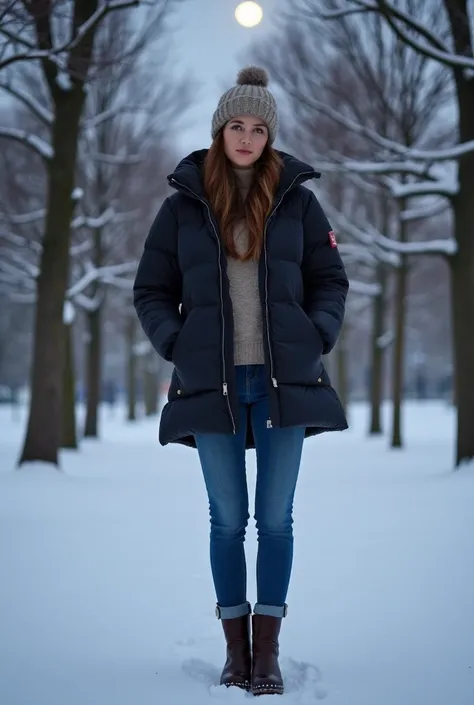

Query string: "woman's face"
[[222, 115, 269, 167]]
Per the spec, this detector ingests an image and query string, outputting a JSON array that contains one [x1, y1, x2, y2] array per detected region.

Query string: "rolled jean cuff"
[[215, 601, 251, 620], [254, 603, 288, 618]]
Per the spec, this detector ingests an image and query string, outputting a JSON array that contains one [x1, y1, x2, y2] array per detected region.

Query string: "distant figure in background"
[[133, 67, 349, 695]]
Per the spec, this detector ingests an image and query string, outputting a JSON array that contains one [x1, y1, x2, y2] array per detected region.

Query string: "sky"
[[169, 0, 283, 155]]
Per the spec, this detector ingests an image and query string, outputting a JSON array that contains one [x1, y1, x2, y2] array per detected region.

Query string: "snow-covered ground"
[[1, 401, 473, 705]]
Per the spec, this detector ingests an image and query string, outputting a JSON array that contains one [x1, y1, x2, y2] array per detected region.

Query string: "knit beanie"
[[211, 66, 278, 144]]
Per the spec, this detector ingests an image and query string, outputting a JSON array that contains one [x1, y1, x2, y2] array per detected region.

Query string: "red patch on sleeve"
[[328, 230, 337, 248]]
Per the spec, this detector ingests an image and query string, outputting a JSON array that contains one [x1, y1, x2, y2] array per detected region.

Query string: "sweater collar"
[[232, 166, 254, 192]]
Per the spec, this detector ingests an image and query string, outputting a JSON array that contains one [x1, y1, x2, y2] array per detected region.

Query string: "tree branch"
[[1, 0, 141, 78], [27, 0, 57, 89], [0, 127, 52, 160], [401, 199, 450, 222], [349, 278, 381, 295], [326, 202, 456, 257], [372, 0, 474, 70], [0, 80, 53, 126]]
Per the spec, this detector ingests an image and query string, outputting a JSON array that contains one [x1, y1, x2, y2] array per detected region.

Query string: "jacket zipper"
[[263, 171, 315, 388], [169, 177, 236, 434]]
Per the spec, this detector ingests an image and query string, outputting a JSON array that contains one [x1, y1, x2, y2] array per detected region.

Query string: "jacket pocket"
[[168, 367, 185, 400], [296, 304, 324, 356]]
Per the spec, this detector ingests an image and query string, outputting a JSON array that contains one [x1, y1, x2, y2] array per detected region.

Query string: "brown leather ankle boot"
[[251, 614, 284, 695], [219, 612, 251, 690]]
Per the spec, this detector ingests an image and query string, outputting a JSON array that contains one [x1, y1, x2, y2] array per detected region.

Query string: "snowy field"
[[1, 401, 473, 705]]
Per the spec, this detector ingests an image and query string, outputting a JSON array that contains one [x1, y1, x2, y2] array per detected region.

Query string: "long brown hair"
[[203, 130, 283, 261]]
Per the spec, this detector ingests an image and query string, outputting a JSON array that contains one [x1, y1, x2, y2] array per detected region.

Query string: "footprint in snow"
[[181, 659, 224, 694], [281, 657, 327, 700]]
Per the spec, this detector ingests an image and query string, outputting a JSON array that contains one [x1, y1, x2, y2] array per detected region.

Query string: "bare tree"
[[75, 8, 190, 438], [252, 0, 471, 465], [295, 0, 474, 467], [0, 0, 186, 467]]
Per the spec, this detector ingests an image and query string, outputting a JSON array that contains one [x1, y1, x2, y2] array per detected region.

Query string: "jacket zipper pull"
[[223, 383, 228, 395], [272, 377, 278, 388]]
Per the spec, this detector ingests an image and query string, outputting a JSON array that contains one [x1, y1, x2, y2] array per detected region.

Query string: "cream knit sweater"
[[227, 167, 265, 366]]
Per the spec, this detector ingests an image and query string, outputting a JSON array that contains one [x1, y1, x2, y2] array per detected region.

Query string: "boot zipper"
[[169, 178, 236, 434]]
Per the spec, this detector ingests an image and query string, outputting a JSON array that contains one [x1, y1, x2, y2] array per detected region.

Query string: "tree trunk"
[[368, 263, 388, 435], [447, 22, 474, 466], [143, 351, 159, 416], [18, 90, 87, 466], [126, 316, 137, 422], [390, 207, 408, 449], [61, 321, 77, 449], [335, 324, 349, 417], [450, 251, 474, 467], [369, 190, 390, 435], [450, 157, 474, 466], [84, 302, 102, 438]]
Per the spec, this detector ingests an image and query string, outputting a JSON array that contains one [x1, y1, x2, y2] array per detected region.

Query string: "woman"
[[133, 67, 349, 696]]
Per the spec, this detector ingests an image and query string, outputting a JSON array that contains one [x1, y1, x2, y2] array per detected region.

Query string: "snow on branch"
[[0, 0, 140, 73], [3, 291, 36, 303], [389, 178, 458, 199], [0, 47, 60, 73], [325, 205, 400, 266], [304, 97, 474, 169], [0, 208, 46, 225], [367, 0, 474, 70], [402, 141, 474, 162], [71, 206, 139, 230], [65, 0, 142, 55], [338, 242, 378, 265], [66, 261, 138, 299], [0, 82, 53, 126], [72, 207, 116, 230], [66, 265, 108, 299], [73, 291, 104, 313], [319, 155, 456, 199], [82, 106, 131, 130], [348, 279, 381, 296], [0, 229, 42, 255], [328, 0, 474, 71], [92, 151, 142, 165], [70, 241, 93, 257], [72, 188, 84, 202], [99, 275, 134, 290], [326, 204, 456, 258], [391, 239, 457, 255], [0, 231, 25, 248], [2, 250, 39, 278], [0, 128, 53, 160], [401, 199, 450, 222], [0, 256, 37, 284], [317, 156, 437, 180]]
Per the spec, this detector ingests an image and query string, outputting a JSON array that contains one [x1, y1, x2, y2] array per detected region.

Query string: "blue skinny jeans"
[[195, 364, 305, 619]]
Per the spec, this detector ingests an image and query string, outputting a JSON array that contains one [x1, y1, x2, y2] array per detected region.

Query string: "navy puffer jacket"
[[133, 149, 349, 448]]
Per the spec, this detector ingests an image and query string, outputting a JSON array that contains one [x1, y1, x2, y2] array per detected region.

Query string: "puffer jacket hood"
[[168, 149, 321, 200]]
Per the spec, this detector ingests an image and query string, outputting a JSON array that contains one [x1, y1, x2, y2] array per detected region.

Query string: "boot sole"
[[223, 680, 251, 691], [252, 683, 284, 695]]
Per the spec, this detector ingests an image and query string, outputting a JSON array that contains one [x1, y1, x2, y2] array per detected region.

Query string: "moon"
[[235, 2, 263, 28]]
